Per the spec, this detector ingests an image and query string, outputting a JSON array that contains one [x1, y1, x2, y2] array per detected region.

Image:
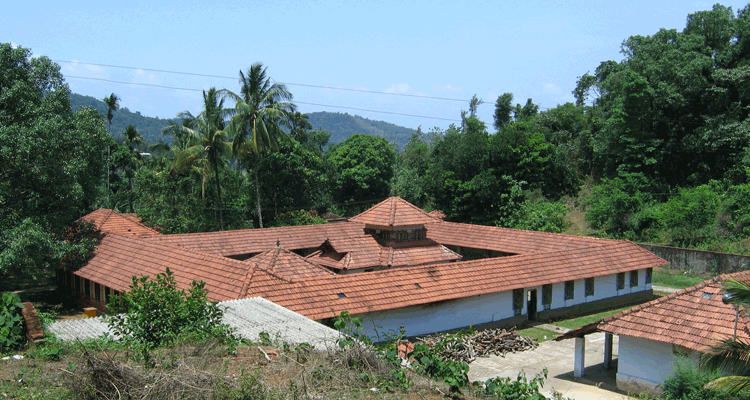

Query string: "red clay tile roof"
[[80, 208, 160, 237], [244, 247, 334, 279], [349, 197, 442, 228], [143, 223, 366, 257], [305, 237, 462, 270], [247, 241, 667, 320], [560, 271, 750, 352], [74, 233, 247, 302], [426, 221, 615, 254], [428, 210, 447, 220]]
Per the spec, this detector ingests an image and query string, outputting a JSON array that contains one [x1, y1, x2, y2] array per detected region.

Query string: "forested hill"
[[69, 94, 414, 148], [69, 93, 172, 144], [306, 111, 415, 149]]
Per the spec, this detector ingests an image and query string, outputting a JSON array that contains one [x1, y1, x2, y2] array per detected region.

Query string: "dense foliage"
[[0, 43, 108, 279], [0, 292, 24, 352], [107, 268, 235, 348]]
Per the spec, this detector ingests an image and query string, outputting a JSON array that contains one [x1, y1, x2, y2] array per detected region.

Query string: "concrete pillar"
[[574, 337, 585, 378], [604, 333, 613, 369]]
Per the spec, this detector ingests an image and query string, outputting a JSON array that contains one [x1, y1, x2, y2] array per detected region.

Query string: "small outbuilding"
[[556, 270, 750, 394]]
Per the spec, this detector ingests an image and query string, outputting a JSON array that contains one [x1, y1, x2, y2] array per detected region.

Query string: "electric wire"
[[54, 59, 470, 102], [65, 75, 462, 122]]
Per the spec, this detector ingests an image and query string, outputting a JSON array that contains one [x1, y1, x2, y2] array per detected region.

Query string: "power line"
[[54, 59, 470, 102], [65, 75, 461, 122]]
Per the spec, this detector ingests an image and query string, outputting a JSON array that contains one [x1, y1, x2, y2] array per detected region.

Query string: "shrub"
[[107, 268, 235, 349], [0, 291, 25, 352]]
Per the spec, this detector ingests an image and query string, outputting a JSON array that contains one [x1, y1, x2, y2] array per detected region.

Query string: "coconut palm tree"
[[164, 88, 232, 230], [103, 93, 120, 132], [103, 93, 120, 207], [223, 63, 295, 228], [702, 278, 750, 393], [281, 111, 312, 143]]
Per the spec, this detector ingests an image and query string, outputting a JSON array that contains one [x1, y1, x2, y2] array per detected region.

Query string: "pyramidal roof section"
[[348, 197, 441, 228], [80, 208, 160, 237], [245, 246, 335, 280]]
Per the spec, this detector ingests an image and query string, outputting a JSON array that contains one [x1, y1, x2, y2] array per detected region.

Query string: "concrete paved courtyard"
[[469, 330, 632, 400]]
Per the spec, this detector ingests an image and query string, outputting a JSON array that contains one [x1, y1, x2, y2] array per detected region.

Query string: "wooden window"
[[585, 278, 595, 297], [564, 281, 574, 300], [646, 268, 653, 284], [512, 289, 524, 315], [542, 284, 552, 310], [84, 278, 91, 296], [617, 273, 625, 290], [630, 270, 639, 288], [105, 287, 111, 304]]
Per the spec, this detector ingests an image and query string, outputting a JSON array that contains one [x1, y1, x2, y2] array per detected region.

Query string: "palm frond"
[[702, 337, 750, 376], [705, 376, 750, 394]]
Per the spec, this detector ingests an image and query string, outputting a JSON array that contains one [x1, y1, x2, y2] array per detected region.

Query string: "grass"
[[516, 326, 559, 343], [552, 304, 642, 330], [652, 269, 708, 289]]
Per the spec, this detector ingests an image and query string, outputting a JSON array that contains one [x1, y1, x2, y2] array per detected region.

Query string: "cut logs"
[[415, 327, 537, 364]]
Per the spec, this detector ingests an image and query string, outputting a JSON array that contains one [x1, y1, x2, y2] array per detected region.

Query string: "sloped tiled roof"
[[349, 197, 442, 227], [244, 247, 334, 279], [426, 221, 614, 254], [305, 237, 462, 270], [80, 208, 160, 237], [74, 234, 248, 302], [558, 271, 750, 352], [248, 241, 667, 320], [142, 223, 365, 257]]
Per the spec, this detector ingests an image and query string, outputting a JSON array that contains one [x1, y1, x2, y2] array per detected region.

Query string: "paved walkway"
[[652, 285, 681, 294], [469, 330, 631, 400]]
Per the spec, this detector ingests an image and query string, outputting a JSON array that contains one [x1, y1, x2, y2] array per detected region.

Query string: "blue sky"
[[4, 0, 749, 130]]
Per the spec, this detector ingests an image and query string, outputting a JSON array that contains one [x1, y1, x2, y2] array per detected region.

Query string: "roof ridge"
[[389, 197, 397, 226]]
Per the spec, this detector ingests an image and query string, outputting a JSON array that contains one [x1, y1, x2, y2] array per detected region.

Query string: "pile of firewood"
[[415, 327, 537, 364]]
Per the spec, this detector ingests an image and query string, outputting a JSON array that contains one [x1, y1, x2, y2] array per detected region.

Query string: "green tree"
[[0, 43, 108, 279], [327, 134, 396, 207], [102, 93, 120, 132], [108, 268, 234, 348], [224, 63, 295, 228], [165, 88, 232, 230], [493, 92, 514, 130]]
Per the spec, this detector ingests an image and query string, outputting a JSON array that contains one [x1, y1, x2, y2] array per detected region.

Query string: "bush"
[[107, 268, 235, 349], [0, 291, 25, 352], [662, 356, 731, 400]]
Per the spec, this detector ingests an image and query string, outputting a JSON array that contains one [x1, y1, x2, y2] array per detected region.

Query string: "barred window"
[[646, 268, 653, 284], [94, 283, 101, 301], [630, 270, 639, 288], [542, 284, 552, 310], [564, 281, 575, 300], [513, 289, 524, 315], [617, 273, 625, 290], [585, 278, 595, 297], [84, 278, 91, 296]]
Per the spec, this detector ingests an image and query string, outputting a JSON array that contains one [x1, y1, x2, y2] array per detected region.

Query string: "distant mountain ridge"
[[69, 93, 414, 149], [307, 111, 415, 150]]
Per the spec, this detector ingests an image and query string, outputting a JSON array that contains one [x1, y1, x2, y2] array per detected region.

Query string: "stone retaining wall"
[[639, 244, 750, 274]]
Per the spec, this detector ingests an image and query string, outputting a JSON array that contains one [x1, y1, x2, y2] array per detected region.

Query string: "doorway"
[[527, 289, 537, 321]]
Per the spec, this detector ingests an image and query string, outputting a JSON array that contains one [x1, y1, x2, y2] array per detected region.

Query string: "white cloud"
[[384, 83, 411, 94], [132, 68, 159, 84], [544, 83, 561, 93]]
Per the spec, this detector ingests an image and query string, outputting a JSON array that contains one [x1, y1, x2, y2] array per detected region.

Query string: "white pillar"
[[604, 333, 613, 369], [574, 337, 585, 378]]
